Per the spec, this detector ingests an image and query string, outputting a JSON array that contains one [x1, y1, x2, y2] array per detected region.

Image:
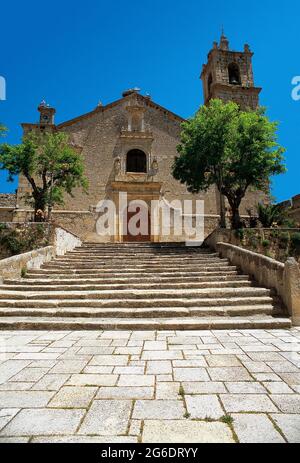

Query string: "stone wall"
[[215, 243, 300, 326], [0, 226, 82, 282], [0, 222, 52, 259], [54, 226, 82, 256], [0, 246, 55, 283], [0, 194, 16, 207], [278, 194, 300, 226], [204, 228, 300, 265]]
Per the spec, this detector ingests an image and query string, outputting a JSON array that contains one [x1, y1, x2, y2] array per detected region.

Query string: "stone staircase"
[[0, 243, 291, 330]]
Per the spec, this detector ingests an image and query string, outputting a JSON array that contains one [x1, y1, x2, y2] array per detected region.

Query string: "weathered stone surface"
[[142, 420, 234, 443], [10, 367, 49, 383], [133, 400, 184, 420], [0, 409, 20, 431], [156, 382, 180, 399], [97, 387, 154, 400], [51, 360, 89, 374], [0, 360, 31, 384], [146, 361, 172, 374], [208, 367, 252, 382], [231, 414, 285, 443], [48, 386, 97, 408], [182, 382, 227, 394], [66, 374, 117, 387], [0, 391, 54, 408], [31, 374, 70, 391], [270, 395, 300, 413], [205, 355, 241, 367], [186, 395, 224, 419], [0, 409, 85, 436], [220, 394, 278, 413], [271, 414, 300, 443], [225, 382, 267, 394], [118, 375, 154, 387], [79, 400, 132, 435], [173, 368, 209, 382]]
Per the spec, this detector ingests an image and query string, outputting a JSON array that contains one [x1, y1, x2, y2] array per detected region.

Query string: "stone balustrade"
[[216, 242, 300, 326]]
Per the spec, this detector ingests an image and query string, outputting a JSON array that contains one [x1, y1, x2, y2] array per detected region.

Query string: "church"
[[15, 34, 265, 242]]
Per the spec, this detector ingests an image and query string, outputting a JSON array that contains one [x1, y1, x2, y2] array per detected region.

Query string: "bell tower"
[[201, 33, 261, 110], [38, 100, 56, 125]]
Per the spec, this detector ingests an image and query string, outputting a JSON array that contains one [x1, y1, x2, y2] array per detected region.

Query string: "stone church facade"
[[13, 34, 265, 242]]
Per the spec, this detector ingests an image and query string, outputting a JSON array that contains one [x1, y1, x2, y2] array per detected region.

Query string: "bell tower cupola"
[[38, 100, 56, 125]]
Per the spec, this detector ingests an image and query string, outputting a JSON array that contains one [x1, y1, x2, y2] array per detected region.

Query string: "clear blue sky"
[[0, 0, 299, 202]]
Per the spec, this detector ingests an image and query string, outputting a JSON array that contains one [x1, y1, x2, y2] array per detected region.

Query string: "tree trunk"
[[230, 204, 242, 230], [33, 195, 47, 222]]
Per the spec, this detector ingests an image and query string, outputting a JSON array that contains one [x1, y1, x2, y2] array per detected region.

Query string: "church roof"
[[56, 92, 185, 129]]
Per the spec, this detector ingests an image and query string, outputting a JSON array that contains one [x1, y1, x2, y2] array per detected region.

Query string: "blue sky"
[[0, 0, 299, 202]]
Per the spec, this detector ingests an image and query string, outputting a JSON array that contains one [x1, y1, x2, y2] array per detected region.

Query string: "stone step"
[[53, 256, 225, 263], [30, 266, 238, 275], [0, 287, 270, 300], [0, 296, 274, 309], [0, 316, 291, 330], [24, 269, 240, 278], [42, 263, 233, 271], [0, 305, 281, 318], [6, 274, 248, 285], [0, 280, 252, 292], [41, 262, 230, 271]]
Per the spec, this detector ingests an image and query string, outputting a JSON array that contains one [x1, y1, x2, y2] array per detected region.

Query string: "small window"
[[126, 149, 147, 173], [228, 63, 241, 85]]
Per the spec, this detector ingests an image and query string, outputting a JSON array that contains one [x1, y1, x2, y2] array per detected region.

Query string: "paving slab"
[[208, 367, 253, 382], [270, 395, 300, 413], [66, 374, 117, 387], [0, 409, 20, 431], [79, 400, 132, 435], [225, 382, 267, 394], [271, 414, 300, 443], [220, 394, 278, 413], [48, 386, 97, 408], [231, 413, 285, 443], [133, 400, 185, 419], [142, 420, 234, 443], [0, 408, 85, 436], [0, 391, 54, 408], [173, 368, 209, 382], [97, 387, 154, 400], [182, 382, 227, 394], [185, 395, 224, 419]]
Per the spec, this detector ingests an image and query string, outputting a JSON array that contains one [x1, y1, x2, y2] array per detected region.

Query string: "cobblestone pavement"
[[0, 328, 299, 443]]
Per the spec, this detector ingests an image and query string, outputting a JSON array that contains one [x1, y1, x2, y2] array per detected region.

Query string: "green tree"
[[172, 99, 286, 229], [0, 125, 6, 137], [257, 202, 286, 228], [0, 131, 88, 221]]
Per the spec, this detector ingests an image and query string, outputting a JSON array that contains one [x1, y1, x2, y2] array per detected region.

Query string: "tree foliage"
[[0, 131, 88, 221], [257, 202, 290, 228], [172, 99, 286, 228]]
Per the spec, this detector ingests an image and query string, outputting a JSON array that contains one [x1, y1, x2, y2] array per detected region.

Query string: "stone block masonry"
[[0, 328, 299, 443]]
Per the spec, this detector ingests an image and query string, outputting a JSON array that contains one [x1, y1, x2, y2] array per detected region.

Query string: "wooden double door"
[[123, 205, 151, 242]]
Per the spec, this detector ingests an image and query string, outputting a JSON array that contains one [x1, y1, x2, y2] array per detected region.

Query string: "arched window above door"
[[126, 149, 147, 173]]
